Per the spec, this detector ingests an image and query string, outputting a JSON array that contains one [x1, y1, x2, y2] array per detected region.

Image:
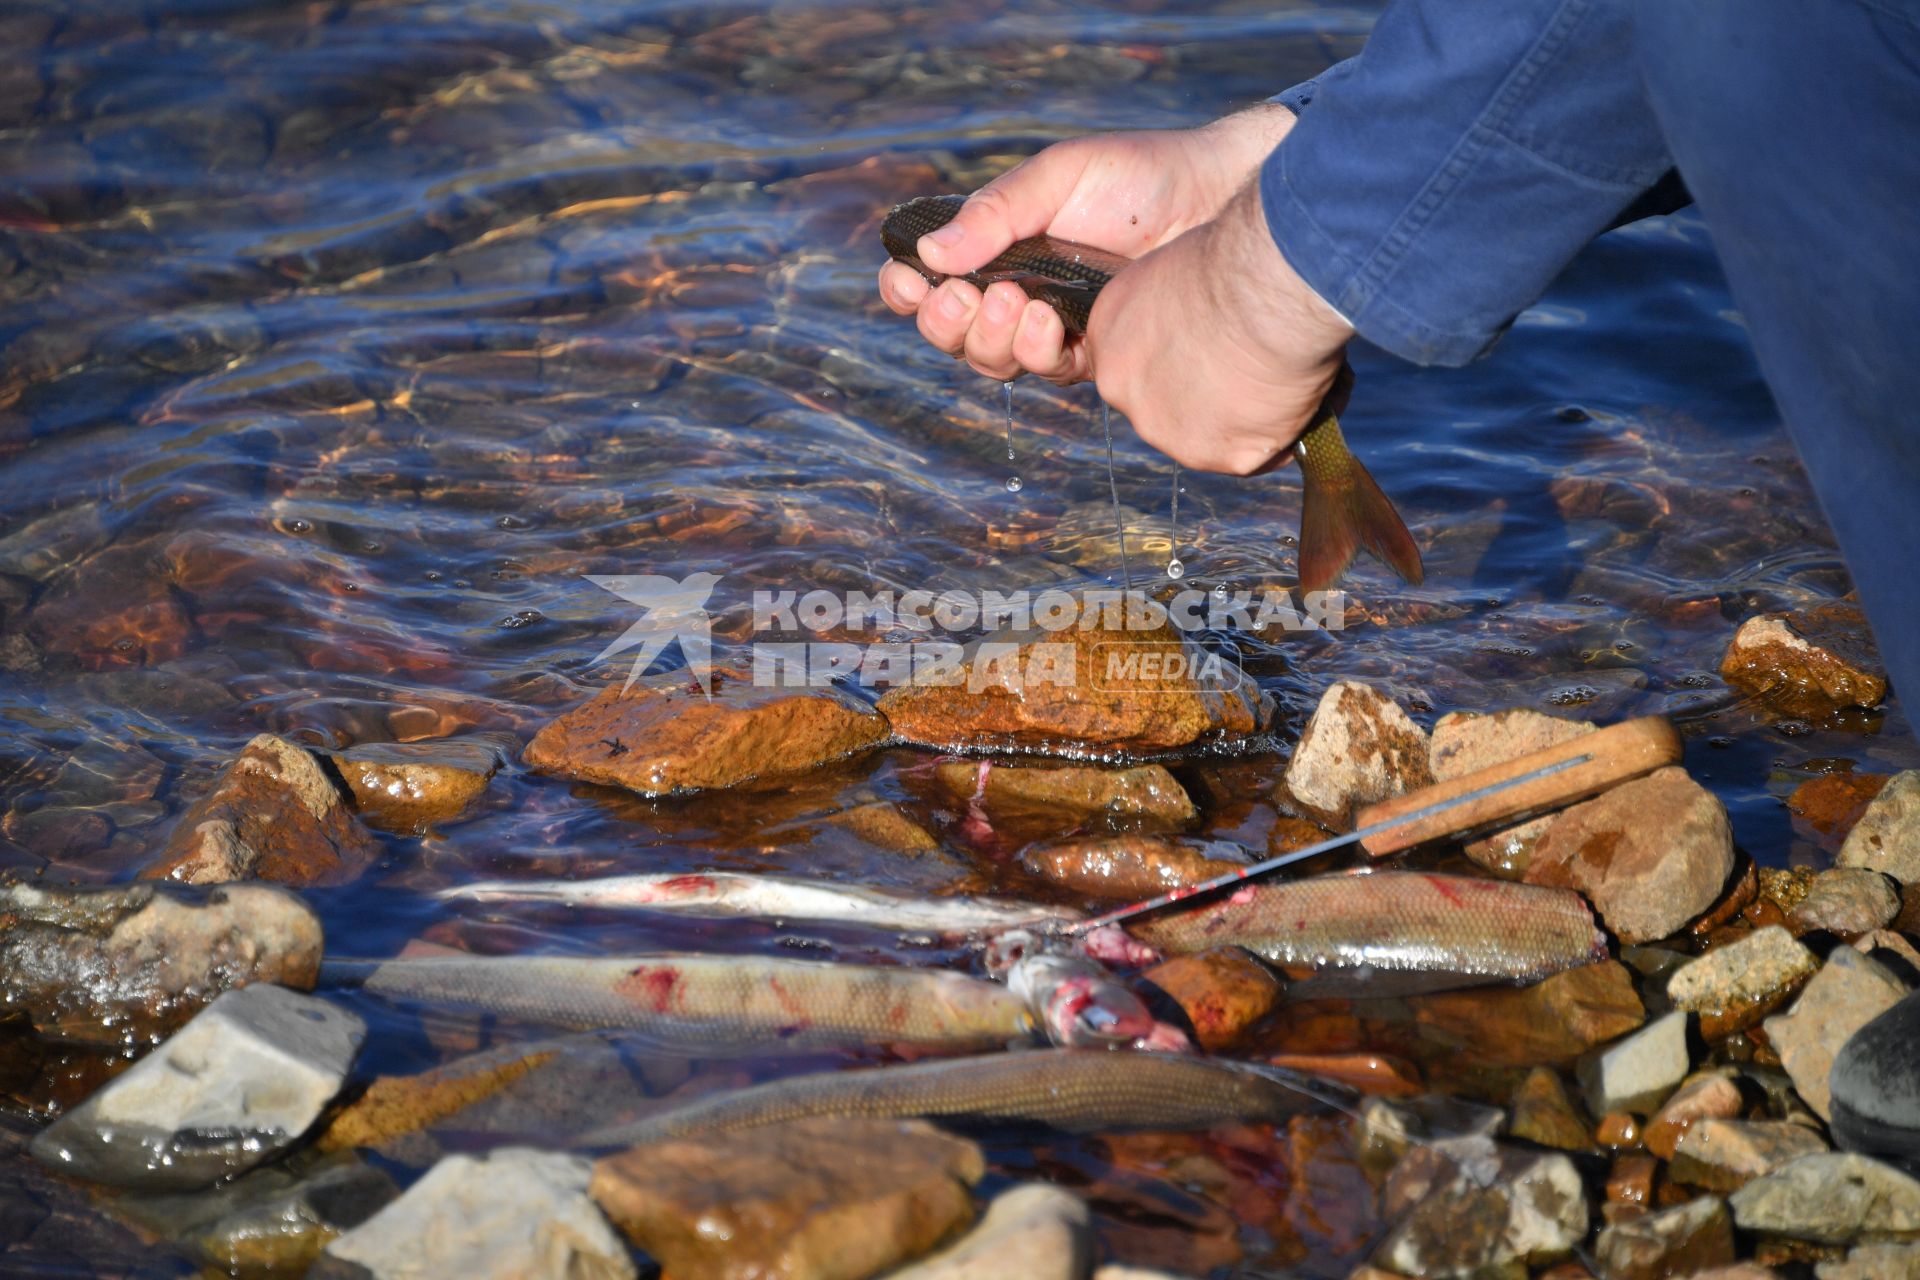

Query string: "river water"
[[1, 0, 1913, 1274]]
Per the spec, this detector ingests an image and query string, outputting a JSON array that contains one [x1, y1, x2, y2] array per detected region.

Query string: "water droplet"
[[1211, 582, 1229, 601], [1005, 476, 1023, 493], [1165, 558, 1185, 580]]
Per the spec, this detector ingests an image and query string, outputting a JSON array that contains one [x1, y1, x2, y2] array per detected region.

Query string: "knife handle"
[[1353, 714, 1683, 857]]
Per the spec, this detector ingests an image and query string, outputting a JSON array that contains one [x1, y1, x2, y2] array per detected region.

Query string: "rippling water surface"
[[1, 0, 1913, 1273]]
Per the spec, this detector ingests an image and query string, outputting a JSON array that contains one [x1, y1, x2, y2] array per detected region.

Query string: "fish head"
[[1007, 954, 1160, 1049]]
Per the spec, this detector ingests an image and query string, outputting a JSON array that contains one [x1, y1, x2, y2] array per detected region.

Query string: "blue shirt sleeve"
[[1260, 0, 1675, 367]]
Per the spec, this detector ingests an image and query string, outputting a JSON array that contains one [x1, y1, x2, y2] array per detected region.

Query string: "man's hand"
[[1086, 180, 1354, 475], [877, 106, 1298, 386]]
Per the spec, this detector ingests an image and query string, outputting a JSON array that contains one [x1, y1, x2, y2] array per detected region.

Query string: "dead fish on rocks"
[[1003, 952, 1191, 1053], [582, 1048, 1337, 1147], [439, 871, 1076, 938], [1125, 871, 1610, 998], [331, 952, 1035, 1056]]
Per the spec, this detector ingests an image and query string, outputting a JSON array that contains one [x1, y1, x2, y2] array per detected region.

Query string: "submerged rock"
[[1526, 767, 1734, 944], [1790, 868, 1902, 937], [1428, 708, 1595, 875], [1374, 1138, 1589, 1279], [1838, 770, 1920, 886], [1728, 1152, 1920, 1242], [884, 1183, 1091, 1280], [1763, 946, 1909, 1120], [143, 734, 382, 886], [934, 759, 1195, 826], [0, 879, 322, 1046], [114, 1153, 396, 1275], [1665, 926, 1818, 1038], [331, 735, 507, 833], [875, 611, 1265, 755], [1018, 834, 1246, 901], [1282, 681, 1432, 825], [1140, 946, 1284, 1052], [1508, 1066, 1593, 1152], [1578, 1010, 1690, 1117], [323, 1148, 633, 1280], [1829, 990, 1920, 1163], [591, 1115, 983, 1280], [1720, 605, 1887, 718], [1411, 960, 1646, 1068], [1669, 1119, 1830, 1191], [32, 984, 363, 1190], [1643, 1070, 1744, 1160], [1594, 1195, 1735, 1280], [526, 670, 889, 796]]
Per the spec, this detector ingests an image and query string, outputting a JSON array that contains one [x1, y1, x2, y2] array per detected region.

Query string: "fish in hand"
[[882, 193, 1424, 591]]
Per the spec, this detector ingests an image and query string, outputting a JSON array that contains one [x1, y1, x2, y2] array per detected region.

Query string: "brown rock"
[[1527, 767, 1734, 944], [1605, 1153, 1658, 1222], [1509, 1067, 1592, 1151], [1596, 1113, 1642, 1150], [934, 760, 1195, 827], [1666, 927, 1819, 1038], [1429, 708, 1596, 875], [0, 880, 322, 1047], [875, 607, 1264, 755], [1719, 606, 1887, 718], [1644, 1071, 1744, 1160], [525, 671, 889, 796], [332, 736, 506, 833], [1412, 961, 1646, 1067], [1691, 858, 1759, 937], [1595, 1195, 1736, 1280], [1790, 868, 1902, 938], [1788, 772, 1891, 853], [1838, 770, 1920, 886], [1764, 947, 1909, 1120], [1141, 947, 1283, 1051], [1283, 682, 1432, 825], [1669, 1119, 1829, 1191], [590, 1116, 983, 1280], [1018, 835, 1245, 901], [1757, 865, 1817, 915], [1265, 1052, 1424, 1098], [144, 734, 381, 886], [822, 802, 940, 854], [318, 1046, 558, 1152]]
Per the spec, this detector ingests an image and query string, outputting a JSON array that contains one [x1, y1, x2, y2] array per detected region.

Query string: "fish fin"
[[1298, 434, 1424, 592]]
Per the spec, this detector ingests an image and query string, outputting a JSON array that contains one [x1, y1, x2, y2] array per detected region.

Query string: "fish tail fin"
[[1298, 433, 1424, 592]]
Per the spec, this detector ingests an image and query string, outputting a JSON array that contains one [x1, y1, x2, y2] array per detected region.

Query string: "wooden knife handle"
[[1353, 714, 1683, 858]]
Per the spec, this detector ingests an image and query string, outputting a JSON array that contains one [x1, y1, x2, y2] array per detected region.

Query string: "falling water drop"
[[1165, 558, 1186, 580], [1002, 380, 1021, 493], [1212, 581, 1230, 602], [1004, 475, 1023, 492], [1166, 463, 1183, 579]]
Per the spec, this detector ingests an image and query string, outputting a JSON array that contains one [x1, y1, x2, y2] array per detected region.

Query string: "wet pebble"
[[1728, 1152, 1920, 1243], [1670, 1119, 1830, 1192], [1718, 605, 1887, 718], [331, 734, 507, 833], [1644, 1069, 1744, 1160], [1789, 868, 1902, 937], [1666, 926, 1818, 1038], [932, 759, 1195, 827], [1578, 1010, 1690, 1117], [1837, 770, 1920, 885], [1595, 1195, 1736, 1280], [31, 984, 363, 1190], [1140, 946, 1283, 1052], [1763, 946, 1909, 1120], [884, 1183, 1091, 1280], [1508, 1066, 1593, 1152]]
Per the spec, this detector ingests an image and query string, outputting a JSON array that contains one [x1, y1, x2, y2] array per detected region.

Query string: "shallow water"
[[1, 0, 1913, 1273]]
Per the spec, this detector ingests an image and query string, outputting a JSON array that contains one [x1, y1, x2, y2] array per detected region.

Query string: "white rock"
[[1666, 927, 1817, 1014], [1729, 1152, 1920, 1243], [1283, 681, 1431, 823], [884, 1183, 1091, 1280], [31, 983, 362, 1190], [324, 1148, 635, 1280], [1579, 1010, 1690, 1117]]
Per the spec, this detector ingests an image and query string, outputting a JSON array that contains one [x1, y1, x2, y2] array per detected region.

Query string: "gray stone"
[[1817, 1243, 1920, 1280], [1579, 1011, 1690, 1117], [113, 1154, 396, 1274], [324, 1148, 634, 1280], [1839, 770, 1920, 885], [1791, 868, 1903, 936], [885, 1183, 1091, 1280], [1374, 1140, 1588, 1279], [1729, 1153, 1920, 1243], [1764, 946, 1909, 1120], [32, 984, 363, 1189], [1669, 1119, 1830, 1191], [1830, 990, 1920, 1163], [1593, 1195, 1735, 1280]]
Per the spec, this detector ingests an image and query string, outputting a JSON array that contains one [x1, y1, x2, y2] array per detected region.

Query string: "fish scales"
[[1129, 871, 1609, 989], [590, 1049, 1316, 1146], [352, 953, 1033, 1052]]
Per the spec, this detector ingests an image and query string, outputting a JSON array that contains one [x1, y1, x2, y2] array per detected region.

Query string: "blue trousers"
[[1637, 0, 1920, 707]]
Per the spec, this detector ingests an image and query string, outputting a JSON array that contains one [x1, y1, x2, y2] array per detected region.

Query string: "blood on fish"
[[1425, 875, 1466, 907], [619, 964, 681, 1013], [766, 975, 806, 1018], [654, 874, 717, 895]]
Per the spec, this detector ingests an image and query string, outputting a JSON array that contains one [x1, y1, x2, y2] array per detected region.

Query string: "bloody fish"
[[881, 194, 1424, 591], [1004, 952, 1191, 1053]]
